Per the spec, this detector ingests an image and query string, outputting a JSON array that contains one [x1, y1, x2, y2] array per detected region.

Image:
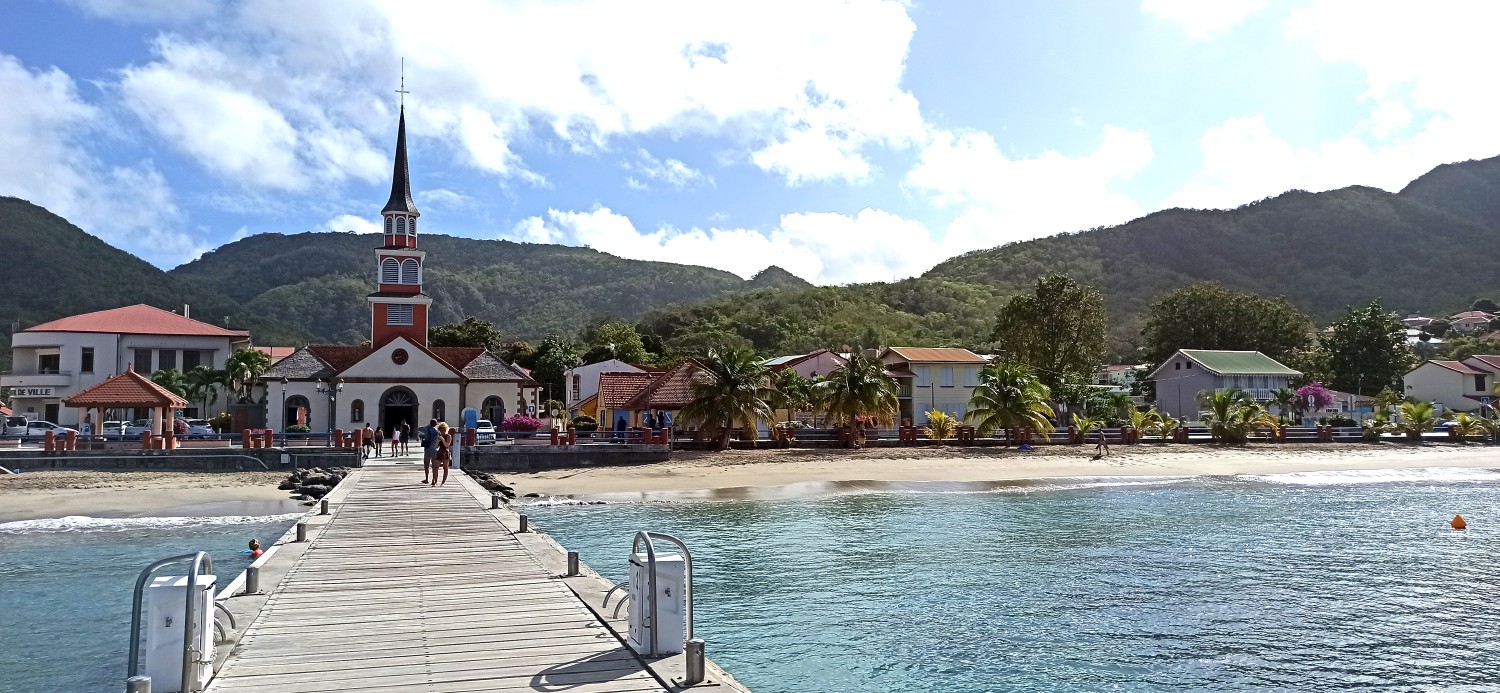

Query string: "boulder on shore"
[[279, 467, 352, 500], [463, 469, 517, 499]]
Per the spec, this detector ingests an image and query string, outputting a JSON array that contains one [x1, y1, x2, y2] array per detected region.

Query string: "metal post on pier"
[[684, 638, 706, 686], [295, 522, 307, 542], [491, 493, 500, 509], [320, 499, 329, 515], [518, 515, 529, 533], [245, 565, 260, 594], [566, 551, 579, 576], [125, 675, 151, 693]]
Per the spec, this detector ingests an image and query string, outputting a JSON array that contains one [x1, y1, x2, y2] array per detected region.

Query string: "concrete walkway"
[[207, 454, 667, 692]]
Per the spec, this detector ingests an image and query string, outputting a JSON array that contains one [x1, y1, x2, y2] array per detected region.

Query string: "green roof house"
[[1147, 349, 1301, 420]]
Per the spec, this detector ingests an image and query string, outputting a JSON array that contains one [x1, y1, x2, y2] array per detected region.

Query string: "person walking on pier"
[[420, 418, 437, 484], [400, 421, 412, 455], [431, 422, 452, 486], [362, 423, 375, 461]]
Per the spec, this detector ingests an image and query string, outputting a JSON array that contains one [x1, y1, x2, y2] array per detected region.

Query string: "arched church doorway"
[[285, 395, 309, 431], [380, 387, 419, 437], [482, 396, 506, 424]]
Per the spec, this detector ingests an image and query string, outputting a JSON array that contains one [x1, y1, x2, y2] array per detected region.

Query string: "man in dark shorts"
[[362, 423, 375, 460], [421, 418, 438, 484]]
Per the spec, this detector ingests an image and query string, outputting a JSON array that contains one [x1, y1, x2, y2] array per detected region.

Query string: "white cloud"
[[509, 206, 946, 285], [624, 149, 712, 191], [905, 126, 1153, 247], [0, 54, 205, 266], [1141, 0, 1267, 39], [416, 188, 474, 210], [320, 213, 382, 234], [103, 0, 924, 188], [64, 0, 216, 24], [1168, 2, 1500, 210], [119, 38, 387, 191]]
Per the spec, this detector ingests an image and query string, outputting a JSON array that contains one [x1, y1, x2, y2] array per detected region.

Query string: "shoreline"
[[0, 470, 299, 523], [503, 443, 1500, 502]]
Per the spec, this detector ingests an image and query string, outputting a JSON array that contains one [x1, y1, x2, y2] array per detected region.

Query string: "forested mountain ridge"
[[924, 155, 1500, 324]]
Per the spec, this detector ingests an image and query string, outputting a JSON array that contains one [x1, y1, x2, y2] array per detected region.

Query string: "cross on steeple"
[[396, 57, 410, 107]]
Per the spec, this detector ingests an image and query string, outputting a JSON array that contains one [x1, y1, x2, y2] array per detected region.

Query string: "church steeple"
[[370, 102, 432, 346], [381, 106, 419, 217]]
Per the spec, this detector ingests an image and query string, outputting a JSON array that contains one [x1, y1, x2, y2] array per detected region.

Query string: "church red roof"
[[63, 367, 188, 409], [26, 304, 247, 337]]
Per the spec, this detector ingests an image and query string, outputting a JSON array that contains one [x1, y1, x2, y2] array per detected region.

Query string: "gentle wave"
[[0, 513, 303, 534], [1240, 467, 1500, 486]]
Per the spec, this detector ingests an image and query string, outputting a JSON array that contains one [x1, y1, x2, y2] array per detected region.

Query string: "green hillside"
[[0, 197, 238, 371], [167, 231, 763, 344]]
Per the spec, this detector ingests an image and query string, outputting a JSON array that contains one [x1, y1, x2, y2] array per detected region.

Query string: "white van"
[[4, 416, 29, 436]]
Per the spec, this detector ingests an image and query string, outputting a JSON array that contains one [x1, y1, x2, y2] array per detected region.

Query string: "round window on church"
[[392, 348, 409, 365]]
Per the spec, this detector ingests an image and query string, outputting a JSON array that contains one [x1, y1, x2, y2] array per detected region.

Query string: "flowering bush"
[[1296, 381, 1335, 411], [500, 415, 544, 432]]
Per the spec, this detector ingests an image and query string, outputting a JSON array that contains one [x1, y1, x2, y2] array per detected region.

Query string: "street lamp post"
[[279, 378, 288, 431], [315, 379, 342, 433]]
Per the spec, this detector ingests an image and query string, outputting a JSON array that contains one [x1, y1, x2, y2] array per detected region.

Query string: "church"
[[264, 106, 537, 435]]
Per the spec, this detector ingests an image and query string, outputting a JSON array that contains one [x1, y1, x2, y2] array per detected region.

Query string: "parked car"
[[474, 419, 497, 444], [4, 415, 29, 436], [184, 419, 215, 438], [123, 420, 153, 438], [99, 420, 130, 437], [25, 421, 77, 439]]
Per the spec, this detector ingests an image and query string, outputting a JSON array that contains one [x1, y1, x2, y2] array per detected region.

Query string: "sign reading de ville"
[[12, 387, 56, 397]]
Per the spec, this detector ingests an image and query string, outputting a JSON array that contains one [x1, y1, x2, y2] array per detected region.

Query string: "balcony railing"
[[2, 370, 72, 377]]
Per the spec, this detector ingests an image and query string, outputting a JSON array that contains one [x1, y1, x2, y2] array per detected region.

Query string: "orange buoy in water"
[[1451, 514, 1467, 530]]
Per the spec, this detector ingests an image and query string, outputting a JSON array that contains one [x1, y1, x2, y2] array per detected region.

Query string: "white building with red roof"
[[1, 304, 251, 425], [1404, 356, 1500, 413]]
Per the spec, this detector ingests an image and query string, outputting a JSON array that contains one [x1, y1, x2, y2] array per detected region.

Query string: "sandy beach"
[[503, 443, 1500, 501], [0, 471, 300, 523]]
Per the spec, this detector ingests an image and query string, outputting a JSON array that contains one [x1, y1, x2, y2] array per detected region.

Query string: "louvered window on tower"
[[385, 217, 393, 233], [381, 258, 401, 283], [410, 219, 417, 234], [397, 217, 407, 234], [400, 259, 419, 284], [387, 304, 414, 326]]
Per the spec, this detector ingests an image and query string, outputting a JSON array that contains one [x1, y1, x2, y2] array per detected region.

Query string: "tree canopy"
[[990, 274, 1106, 390], [429, 317, 507, 351], [1319, 299, 1414, 395], [1140, 282, 1312, 365]]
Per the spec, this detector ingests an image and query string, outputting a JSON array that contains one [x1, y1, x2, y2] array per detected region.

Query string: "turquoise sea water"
[[0, 514, 297, 693], [526, 468, 1500, 692]]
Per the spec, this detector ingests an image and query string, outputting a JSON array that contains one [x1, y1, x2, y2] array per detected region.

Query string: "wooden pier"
[[206, 462, 668, 692]]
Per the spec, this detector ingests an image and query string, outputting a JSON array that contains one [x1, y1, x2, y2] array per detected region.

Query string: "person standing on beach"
[[431, 422, 452, 486], [421, 418, 437, 483]]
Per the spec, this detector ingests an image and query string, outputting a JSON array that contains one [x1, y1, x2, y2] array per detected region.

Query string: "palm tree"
[[1072, 412, 1104, 444], [812, 352, 899, 445], [184, 366, 226, 418], [150, 368, 188, 398], [226, 348, 272, 403], [1101, 391, 1134, 423], [965, 363, 1055, 439], [1127, 407, 1162, 443], [771, 369, 812, 426], [923, 409, 958, 442], [1362, 412, 1395, 442], [1397, 401, 1437, 442], [1450, 411, 1482, 443], [1269, 387, 1299, 424], [677, 348, 774, 450], [1199, 388, 1278, 444], [1151, 412, 1182, 442]]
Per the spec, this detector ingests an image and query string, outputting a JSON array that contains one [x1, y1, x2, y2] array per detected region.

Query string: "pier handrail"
[[630, 530, 694, 656], [126, 551, 214, 692]]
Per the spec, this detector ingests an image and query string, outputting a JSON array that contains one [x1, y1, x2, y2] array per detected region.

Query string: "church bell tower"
[[368, 105, 432, 346]]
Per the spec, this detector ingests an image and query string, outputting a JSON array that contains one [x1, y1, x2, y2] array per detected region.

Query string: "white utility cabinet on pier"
[[627, 551, 685, 656], [143, 574, 216, 692]]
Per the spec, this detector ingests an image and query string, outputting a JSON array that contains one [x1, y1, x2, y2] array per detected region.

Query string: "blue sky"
[[1, 0, 1496, 283]]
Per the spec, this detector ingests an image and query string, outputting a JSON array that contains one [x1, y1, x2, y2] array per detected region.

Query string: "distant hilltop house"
[[878, 347, 990, 426], [1403, 355, 1500, 413], [1448, 310, 1497, 334], [1095, 364, 1147, 391], [1148, 349, 1301, 421], [0, 304, 251, 425]]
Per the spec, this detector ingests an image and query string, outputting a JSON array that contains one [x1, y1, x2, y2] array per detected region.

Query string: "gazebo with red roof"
[[63, 365, 188, 441]]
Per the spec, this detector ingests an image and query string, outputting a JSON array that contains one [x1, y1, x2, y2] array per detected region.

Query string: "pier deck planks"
[[206, 464, 665, 693]]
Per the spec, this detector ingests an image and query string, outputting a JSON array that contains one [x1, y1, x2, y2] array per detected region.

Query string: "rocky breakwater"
[[278, 467, 351, 502], [464, 469, 517, 500]]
